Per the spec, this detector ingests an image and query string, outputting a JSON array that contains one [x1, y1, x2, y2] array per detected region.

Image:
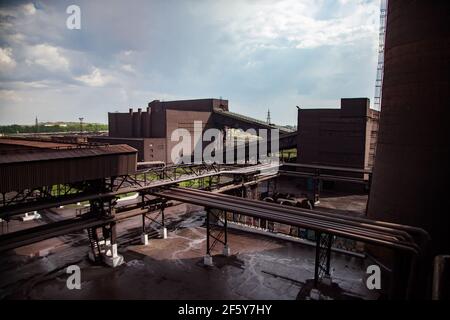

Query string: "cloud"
[[25, 44, 70, 72], [0, 0, 381, 126], [0, 47, 16, 70], [0, 89, 22, 102], [0, 2, 36, 17], [121, 64, 135, 73], [223, 0, 378, 51], [75, 67, 114, 87], [21, 3, 36, 16]]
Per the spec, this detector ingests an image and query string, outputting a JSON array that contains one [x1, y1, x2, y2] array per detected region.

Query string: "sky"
[[0, 0, 380, 126]]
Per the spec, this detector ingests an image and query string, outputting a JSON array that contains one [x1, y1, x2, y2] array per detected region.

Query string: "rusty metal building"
[[0, 139, 137, 194], [297, 98, 379, 170], [89, 98, 293, 163], [0, 138, 77, 152]]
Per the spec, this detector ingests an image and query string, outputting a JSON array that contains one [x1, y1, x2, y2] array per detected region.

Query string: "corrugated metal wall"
[[0, 146, 137, 193]]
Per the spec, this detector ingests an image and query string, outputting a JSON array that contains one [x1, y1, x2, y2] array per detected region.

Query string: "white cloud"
[[6, 33, 26, 44], [26, 44, 70, 71], [75, 68, 114, 87], [121, 64, 135, 73], [0, 3, 36, 17], [0, 47, 16, 70], [0, 0, 381, 125], [0, 89, 23, 102], [224, 0, 379, 50], [22, 3, 37, 16]]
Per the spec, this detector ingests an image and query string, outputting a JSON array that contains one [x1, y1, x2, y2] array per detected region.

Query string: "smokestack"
[[368, 1, 450, 256], [132, 109, 141, 137], [144, 106, 151, 137]]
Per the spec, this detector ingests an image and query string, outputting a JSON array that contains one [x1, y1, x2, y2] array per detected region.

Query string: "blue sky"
[[0, 0, 380, 125]]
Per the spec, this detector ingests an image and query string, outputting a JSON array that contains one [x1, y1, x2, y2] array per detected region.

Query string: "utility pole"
[[79, 117, 84, 134]]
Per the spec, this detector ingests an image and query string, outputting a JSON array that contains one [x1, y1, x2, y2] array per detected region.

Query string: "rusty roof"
[[213, 109, 294, 134], [0, 144, 137, 164], [0, 138, 76, 149]]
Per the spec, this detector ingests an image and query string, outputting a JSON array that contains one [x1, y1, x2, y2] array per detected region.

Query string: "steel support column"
[[140, 195, 166, 238], [205, 208, 228, 257], [314, 232, 333, 287]]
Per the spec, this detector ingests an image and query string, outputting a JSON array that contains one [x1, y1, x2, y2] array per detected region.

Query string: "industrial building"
[[0, 0, 448, 302], [297, 98, 379, 170], [89, 98, 293, 163], [0, 138, 137, 195]]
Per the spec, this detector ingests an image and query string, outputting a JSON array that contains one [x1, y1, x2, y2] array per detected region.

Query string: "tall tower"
[[373, 0, 387, 110], [266, 109, 271, 124], [35, 116, 39, 133], [368, 0, 450, 256]]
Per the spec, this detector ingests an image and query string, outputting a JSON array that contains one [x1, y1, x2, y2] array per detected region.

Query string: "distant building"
[[297, 98, 379, 170], [90, 98, 291, 163]]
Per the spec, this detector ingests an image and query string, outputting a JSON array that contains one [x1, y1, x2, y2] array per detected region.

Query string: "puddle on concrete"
[[0, 201, 378, 300]]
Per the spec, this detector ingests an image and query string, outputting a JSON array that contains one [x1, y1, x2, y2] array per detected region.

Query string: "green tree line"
[[0, 123, 108, 134]]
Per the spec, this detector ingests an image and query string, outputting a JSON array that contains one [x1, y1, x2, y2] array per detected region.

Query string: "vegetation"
[[0, 122, 108, 134], [280, 148, 297, 161]]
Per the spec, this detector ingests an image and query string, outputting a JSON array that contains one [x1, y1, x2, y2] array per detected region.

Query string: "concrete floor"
[[0, 198, 378, 300], [275, 175, 369, 217]]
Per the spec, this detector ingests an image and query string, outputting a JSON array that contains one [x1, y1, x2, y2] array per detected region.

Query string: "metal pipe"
[[155, 189, 419, 254], [170, 187, 419, 248]]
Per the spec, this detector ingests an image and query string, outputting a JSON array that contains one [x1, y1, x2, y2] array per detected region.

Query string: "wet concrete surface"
[[275, 177, 369, 217], [0, 200, 378, 300]]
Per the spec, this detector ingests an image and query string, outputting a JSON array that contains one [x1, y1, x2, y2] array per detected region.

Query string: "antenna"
[[266, 109, 271, 124], [374, 0, 387, 110], [79, 117, 84, 133]]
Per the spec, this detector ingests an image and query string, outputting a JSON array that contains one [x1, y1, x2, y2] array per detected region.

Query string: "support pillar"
[[313, 232, 333, 288], [204, 208, 213, 266], [141, 233, 149, 245], [103, 222, 124, 268], [160, 206, 167, 239], [141, 212, 148, 245], [223, 213, 230, 256], [204, 208, 230, 266]]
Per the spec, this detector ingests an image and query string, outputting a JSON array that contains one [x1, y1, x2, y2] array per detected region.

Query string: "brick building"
[[297, 98, 379, 170], [89, 98, 290, 163]]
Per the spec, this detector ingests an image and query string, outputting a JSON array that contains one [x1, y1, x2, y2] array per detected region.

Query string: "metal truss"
[[85, 195, 117, 264], [205, 208, 228, 256], [0, 183, 87, 219], [314, 232, 334, 287], [87, 221, 117, 264], [0, 163, 230, 219], [87, 226, 102, 263], [134, 163, 223, 184], [140, 195, 167, 236]]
